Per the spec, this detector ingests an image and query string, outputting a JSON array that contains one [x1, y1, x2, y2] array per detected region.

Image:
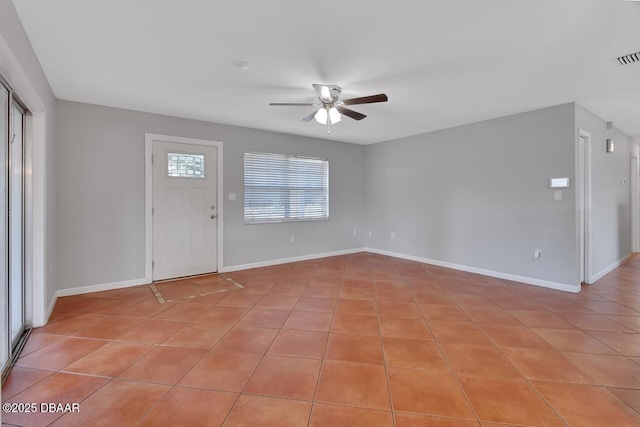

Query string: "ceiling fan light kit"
[[270, 84, 388, 134], [314, 107, 341, 125]]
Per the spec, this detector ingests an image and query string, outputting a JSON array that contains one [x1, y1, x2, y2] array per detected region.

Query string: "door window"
[[167, 152, 205, 178]]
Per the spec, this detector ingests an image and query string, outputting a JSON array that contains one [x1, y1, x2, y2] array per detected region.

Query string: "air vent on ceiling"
[[617, 51, 640, 66]]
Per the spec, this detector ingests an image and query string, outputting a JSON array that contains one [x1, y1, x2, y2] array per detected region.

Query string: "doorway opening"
[[145, 134, 224, 283]]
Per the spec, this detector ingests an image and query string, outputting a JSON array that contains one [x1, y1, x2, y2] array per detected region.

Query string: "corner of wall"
[[0, 0, 58, 326]]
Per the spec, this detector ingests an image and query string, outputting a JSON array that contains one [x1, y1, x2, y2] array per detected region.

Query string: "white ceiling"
[[12, 0, 640, 145]]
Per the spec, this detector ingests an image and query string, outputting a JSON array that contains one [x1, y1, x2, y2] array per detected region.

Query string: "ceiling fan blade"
[[342, 93, 388, 106], [337, 107, 367, 121], [312, 84, 341, 102], [301, 110, 318, 122], [269, 103, 315, 106]]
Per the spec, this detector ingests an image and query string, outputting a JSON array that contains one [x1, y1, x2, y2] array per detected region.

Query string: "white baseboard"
[[366, 247, 580, 293], [590, 253, 632, 283], [43, 245, 585, 327], [40, 293, 59, 327], [39, 278, 150, 326], [46, 249, 366, 323], [56, 277, 150, 298], [221, 248, 368, 273]]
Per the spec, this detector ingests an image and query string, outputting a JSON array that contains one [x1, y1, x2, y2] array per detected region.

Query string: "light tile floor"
[[3, 252, 640, 426]]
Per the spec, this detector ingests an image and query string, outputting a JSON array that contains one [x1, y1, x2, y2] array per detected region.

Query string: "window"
[[244, 152, 329, 223], [167, 152, 205, 178]]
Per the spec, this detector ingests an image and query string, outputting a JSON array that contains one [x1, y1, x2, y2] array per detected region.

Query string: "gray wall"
[[55, 100, 366, 290], [365, 104, 579, 287], [0, 0, 57, 319], [575, 104, 634, 278], [50, 99, 640, 295]]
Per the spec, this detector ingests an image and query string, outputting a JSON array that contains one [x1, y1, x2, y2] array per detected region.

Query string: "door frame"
[[577, 129, 592, 286], [632, 153, 640, 253], [9, 98, 27, 347], [1, 79, 31, 384], [0, 40, 47, 327], [144, 133, 224, 283]]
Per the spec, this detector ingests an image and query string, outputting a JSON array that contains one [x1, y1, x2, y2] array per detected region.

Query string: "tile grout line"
[[446, 278, 616, 426], [423, 266, 485, 425], [374, 253, 399, 427], [490, 304, 640, 423], [475, 322, 571, 426], [131, 329, 214, 425], [133, 270, 280, 426], [426, 262, 589, 424], [417, 261, 488, 425], [7, 253, 640, 425], [219, 261, 315, 427], [198, 304, 268, 425], [306, 260, 338, 427]]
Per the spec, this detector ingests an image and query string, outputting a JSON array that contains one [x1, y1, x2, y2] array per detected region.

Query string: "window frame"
[[243, 151, 330, 224]]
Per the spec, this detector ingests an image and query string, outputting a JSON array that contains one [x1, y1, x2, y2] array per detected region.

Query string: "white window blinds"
[[244, 152, 329, 223]]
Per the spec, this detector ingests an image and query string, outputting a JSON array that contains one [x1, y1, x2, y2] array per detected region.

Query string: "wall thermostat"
[[550, 177, 570, 188]]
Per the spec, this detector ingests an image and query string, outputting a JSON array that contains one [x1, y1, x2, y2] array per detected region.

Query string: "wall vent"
[[617, 51, 640, 66]]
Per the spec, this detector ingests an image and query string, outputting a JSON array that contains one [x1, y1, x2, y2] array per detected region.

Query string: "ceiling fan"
[[269, 84, 388, 134]]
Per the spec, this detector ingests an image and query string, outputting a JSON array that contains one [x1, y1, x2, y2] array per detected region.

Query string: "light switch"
[[554, 190, 562, 201], [228, 193, 236, 201]]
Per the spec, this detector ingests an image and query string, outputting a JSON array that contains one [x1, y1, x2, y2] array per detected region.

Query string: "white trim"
[[45, 292, 57, 325], [590, 254, 632, 284], [631, 153, 639, 253], [42, 246, 584, 311], [56, 277, 149, 298], [366, 247, 580, 293], [23, 112, 34, 324], [0, 32, 49, 327], [53, 248, 367, 299], [30, 113, 47, 326], [144, 133, 224, 282], [41, 277, 149, 325], [222, 248, 367, 273], [577, 129, 593, 284]]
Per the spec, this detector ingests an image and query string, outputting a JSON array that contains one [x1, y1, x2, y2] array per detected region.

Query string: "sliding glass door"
[[0, 79, 8, 377], [1, 78, 27, 383], [10, 102, 25, 348]]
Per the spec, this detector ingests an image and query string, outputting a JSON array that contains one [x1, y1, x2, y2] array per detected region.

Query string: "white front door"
[[152, 140, 218, 280]]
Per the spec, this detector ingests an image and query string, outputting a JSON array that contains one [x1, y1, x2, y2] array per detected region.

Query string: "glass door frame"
[[1, 74, 31, 385], [9, 97, 26, 348]]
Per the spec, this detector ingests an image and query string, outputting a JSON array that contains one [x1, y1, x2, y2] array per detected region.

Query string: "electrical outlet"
[[228, 192, 236, 201], [534, 249, 542, 260], [290, 235, 295, 243], [353, 229, 357, 236], [391, 232, 395, 239], [368, 231, 372, 237]]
